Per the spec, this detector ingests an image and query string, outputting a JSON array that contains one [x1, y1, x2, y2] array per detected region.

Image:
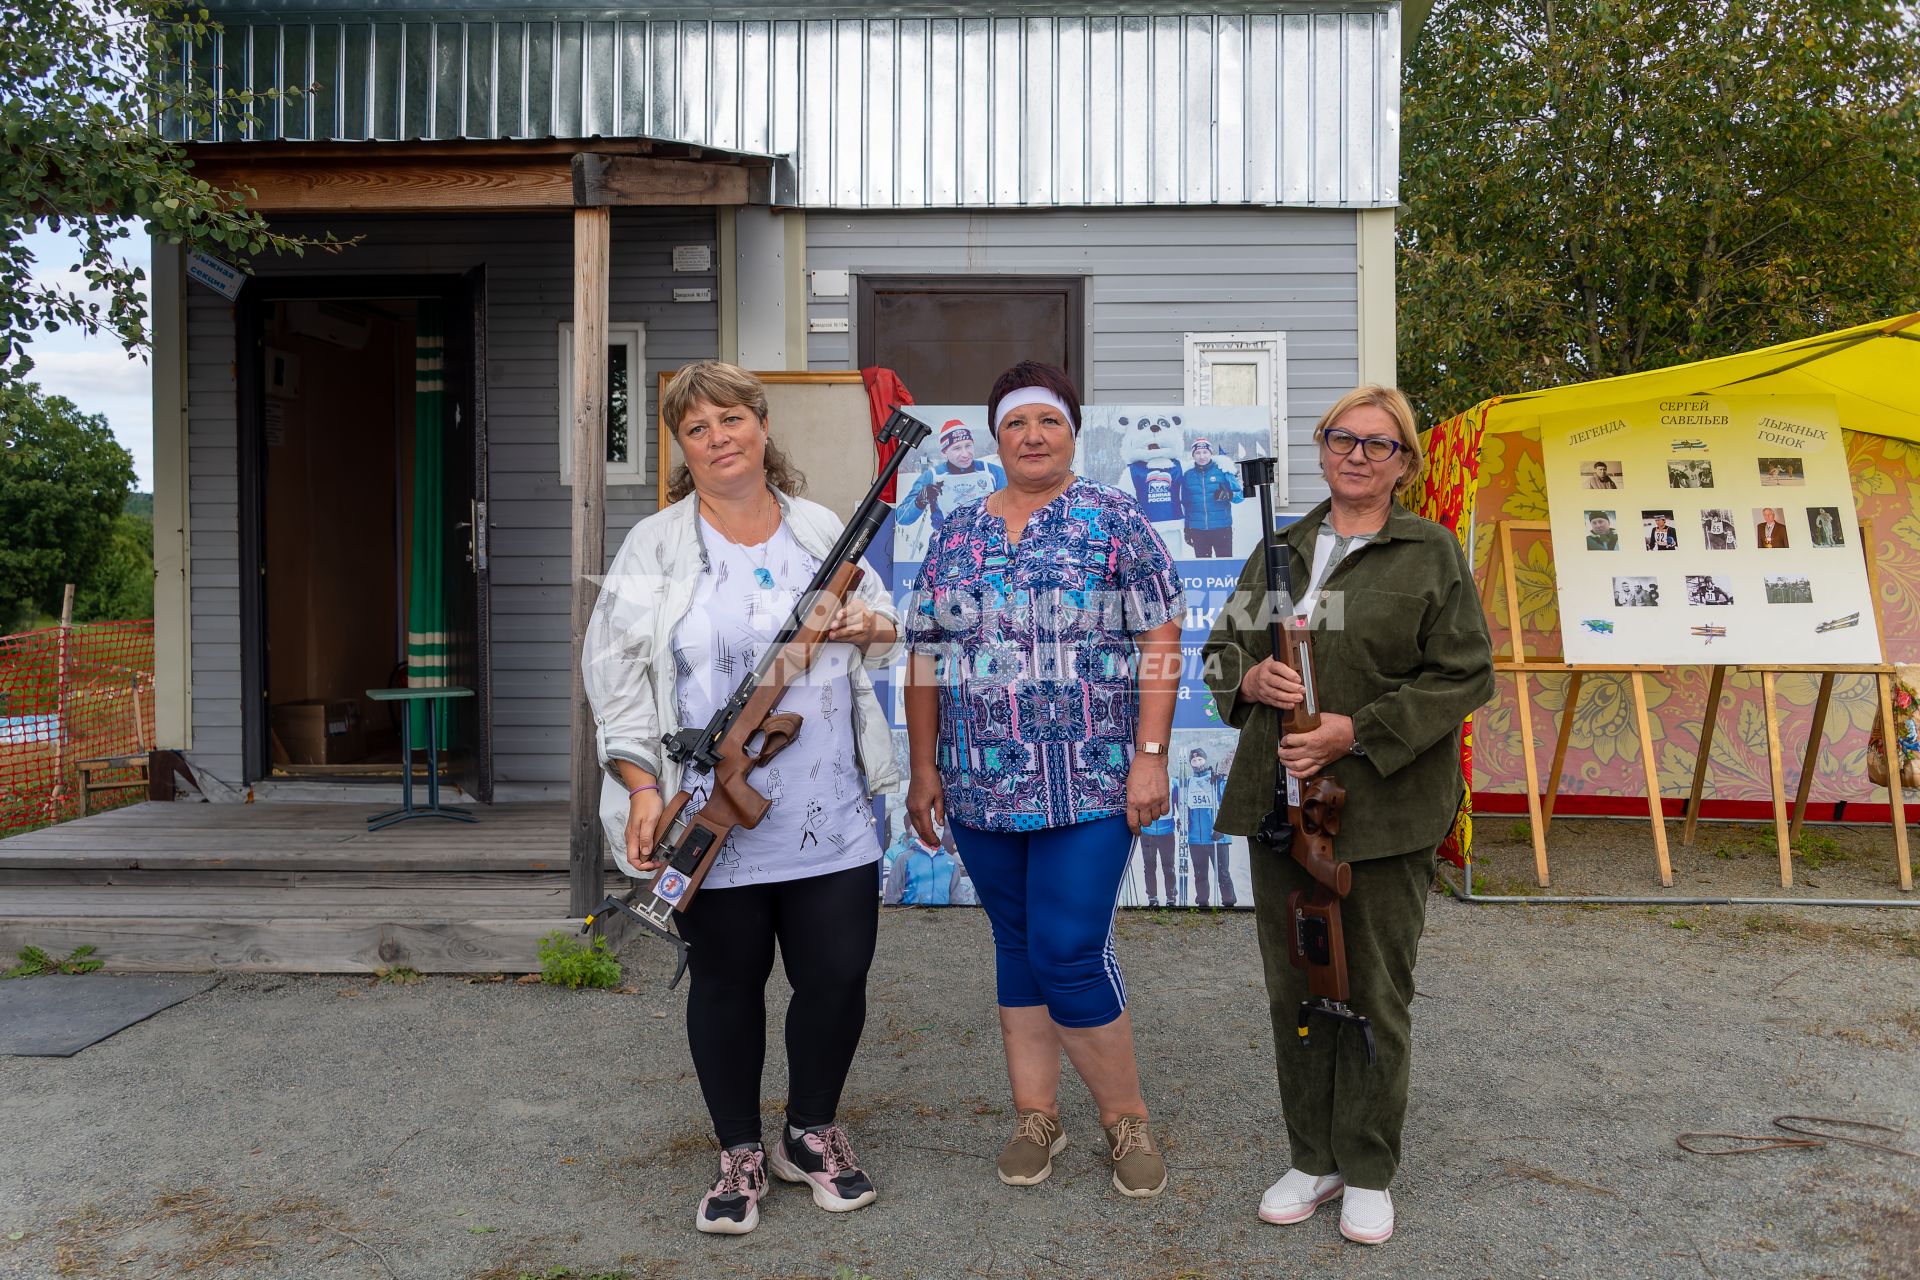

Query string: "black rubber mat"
[[0, 974, 218, 1057]]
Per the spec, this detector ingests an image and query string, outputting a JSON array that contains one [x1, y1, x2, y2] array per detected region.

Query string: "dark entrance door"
[[237, 275, 492, 799], [855, 276, 1086, 402]]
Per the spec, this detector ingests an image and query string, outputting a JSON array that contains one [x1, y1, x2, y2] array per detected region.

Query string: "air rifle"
[[584, 408, 933, 987], [1236, 456, 1374, 1065]]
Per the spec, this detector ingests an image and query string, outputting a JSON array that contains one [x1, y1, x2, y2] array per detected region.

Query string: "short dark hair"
[[986, 361, 1082, 436]]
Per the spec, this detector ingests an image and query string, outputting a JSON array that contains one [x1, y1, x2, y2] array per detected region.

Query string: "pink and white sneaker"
[[696, 1144, 767, 1235], [769, 1123, 877, 1212], [1339, 1186, 1394, 1244], [1259, 1168, 1345, 1224]]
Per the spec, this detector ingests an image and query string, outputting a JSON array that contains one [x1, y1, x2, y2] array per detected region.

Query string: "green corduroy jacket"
[[1200, 498, 1496, 862]]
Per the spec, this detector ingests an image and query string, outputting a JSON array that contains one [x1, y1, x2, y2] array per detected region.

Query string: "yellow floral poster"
[[1471, 428, 1920, 806]]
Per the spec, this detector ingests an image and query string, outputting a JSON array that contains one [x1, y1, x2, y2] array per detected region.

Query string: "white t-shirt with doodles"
[[670, 518, 883, 889]]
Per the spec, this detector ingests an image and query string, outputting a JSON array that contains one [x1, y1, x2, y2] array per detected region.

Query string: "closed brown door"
[[856, 276, 1086, 402]]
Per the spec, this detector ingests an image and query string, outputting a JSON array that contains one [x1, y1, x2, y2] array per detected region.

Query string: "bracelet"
[[627, 782, 657, 797]]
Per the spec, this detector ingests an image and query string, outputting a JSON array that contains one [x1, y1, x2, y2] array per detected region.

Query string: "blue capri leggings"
[[950, 815, 1133, 1029]]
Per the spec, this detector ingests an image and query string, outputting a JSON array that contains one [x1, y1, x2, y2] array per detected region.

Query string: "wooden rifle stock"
[[1238, 456, 1349, 897], [1237, 460, 1374, 1062]]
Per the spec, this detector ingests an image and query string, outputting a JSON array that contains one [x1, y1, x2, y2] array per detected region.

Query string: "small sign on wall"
[[672, 245, 712, 273], [186, 250, 244, 300]]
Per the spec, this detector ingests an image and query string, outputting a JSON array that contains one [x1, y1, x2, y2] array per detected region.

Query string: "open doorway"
[[261, 296, 415, 776], [238, 275, 491, 798]]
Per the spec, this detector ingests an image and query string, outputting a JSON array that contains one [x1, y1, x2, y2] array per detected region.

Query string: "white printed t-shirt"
[[670, 517, 883, 889]]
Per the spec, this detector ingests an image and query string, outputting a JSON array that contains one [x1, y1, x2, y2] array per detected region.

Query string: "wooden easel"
[[1481, 520, 1673, 888], [1681, 522, 1912, 891]]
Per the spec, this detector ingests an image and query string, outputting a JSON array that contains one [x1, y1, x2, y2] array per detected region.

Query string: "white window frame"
[[558, 321, 647, 486], [1184, 330, 1288, 504]]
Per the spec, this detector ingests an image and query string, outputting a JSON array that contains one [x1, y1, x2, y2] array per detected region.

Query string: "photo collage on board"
[[871, 404, 1277, 909], [1544, 396, 1879, 666]]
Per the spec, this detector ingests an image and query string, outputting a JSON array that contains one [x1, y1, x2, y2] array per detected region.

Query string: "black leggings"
[[672, 860, 879, 1148]]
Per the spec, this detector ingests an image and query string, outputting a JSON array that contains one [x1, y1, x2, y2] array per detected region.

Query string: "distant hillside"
[[125, 492, 152, 521]]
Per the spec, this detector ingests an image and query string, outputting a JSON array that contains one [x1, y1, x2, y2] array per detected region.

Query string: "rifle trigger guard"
[[747, 712, 805, 768]]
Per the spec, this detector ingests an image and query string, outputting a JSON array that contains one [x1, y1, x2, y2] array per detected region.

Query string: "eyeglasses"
[[1321, 427, 1405, 462]]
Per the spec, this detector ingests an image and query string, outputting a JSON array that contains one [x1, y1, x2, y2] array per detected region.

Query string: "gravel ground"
[[2, 827, 1917, 1280]]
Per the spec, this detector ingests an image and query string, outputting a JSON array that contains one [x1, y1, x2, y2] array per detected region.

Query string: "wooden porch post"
[[568, 206, 611, 916]]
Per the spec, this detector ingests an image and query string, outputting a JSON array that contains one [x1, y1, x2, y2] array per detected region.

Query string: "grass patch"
[[5, 944, 102, 978], [1790, 831, 1848, 871], [1730, 911, 1920, 959], [47, 1186, 364, 1277], [536, 932, 622, 990]]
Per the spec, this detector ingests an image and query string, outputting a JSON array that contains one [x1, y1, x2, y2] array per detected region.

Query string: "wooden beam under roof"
[[189, 142, 771, 214]]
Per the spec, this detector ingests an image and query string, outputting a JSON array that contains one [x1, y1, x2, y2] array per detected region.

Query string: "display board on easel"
[[1482, 515, 1911, 894], [1540, 396, 1881, 667], [656, 371, 874, 519]]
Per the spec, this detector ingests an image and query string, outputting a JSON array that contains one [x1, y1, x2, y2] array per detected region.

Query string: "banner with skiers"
[[871, 403, 1277, 909]]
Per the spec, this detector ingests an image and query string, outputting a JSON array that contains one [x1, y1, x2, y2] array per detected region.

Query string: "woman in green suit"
[[1202, 385, 1493, 1246]]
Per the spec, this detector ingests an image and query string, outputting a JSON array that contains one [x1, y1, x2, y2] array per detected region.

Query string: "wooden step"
[[0, 914, 578, 973], [0, 800, 581, 873], [0, 866, 620, 889], [0, 886, 583, 917]]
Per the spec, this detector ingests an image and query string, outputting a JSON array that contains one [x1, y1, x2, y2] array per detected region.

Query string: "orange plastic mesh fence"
[[0, 621, 155, 835]]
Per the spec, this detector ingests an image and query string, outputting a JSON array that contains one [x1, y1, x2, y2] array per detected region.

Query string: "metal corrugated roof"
[[177, 4, 1402, 208]]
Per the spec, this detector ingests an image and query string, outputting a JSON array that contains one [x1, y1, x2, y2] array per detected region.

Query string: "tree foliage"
[[2, 0, 339, 389], [1398, 0, 1920, 426], [71, 508, 154, 624], [0, 383, 138, 629]]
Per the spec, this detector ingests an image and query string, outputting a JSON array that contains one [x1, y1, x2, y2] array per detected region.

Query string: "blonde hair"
[[1312, 384, 1424, 492], [660, 361, 806, 503]]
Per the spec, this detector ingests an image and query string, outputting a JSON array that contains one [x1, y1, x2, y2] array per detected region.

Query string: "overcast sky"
[[20, 227, 156, 491]]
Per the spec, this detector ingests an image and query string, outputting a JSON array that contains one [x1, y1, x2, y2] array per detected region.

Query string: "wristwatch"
[[1348, 739, 1368, 758], [1137, 741, 1168, 757]]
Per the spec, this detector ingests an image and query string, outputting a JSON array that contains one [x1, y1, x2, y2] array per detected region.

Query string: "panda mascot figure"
[[1118, 413, 1185, 525]]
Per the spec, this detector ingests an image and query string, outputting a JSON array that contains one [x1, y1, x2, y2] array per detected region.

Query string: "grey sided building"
[[148, 1, 1415, 829]]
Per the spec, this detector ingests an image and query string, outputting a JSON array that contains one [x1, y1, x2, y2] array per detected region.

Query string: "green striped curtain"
[[405, 303, 448, 747]]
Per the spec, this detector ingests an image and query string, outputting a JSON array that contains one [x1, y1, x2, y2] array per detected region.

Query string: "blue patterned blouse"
[[905, 478, 1186, 832]]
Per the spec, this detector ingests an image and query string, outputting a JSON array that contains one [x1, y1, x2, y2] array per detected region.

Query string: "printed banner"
[[876, 403, 1275, 907], [1542, 396, 1881, 666]]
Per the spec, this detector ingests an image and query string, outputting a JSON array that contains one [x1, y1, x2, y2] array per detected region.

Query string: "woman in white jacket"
[[584, 361, 902, 1236]]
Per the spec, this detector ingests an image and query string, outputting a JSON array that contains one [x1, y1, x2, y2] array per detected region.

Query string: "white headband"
[[992, 387, 1076, 437]]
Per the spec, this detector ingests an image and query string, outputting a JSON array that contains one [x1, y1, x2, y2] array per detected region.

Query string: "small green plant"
[[1670, 916, 1698, 932], [516, 1268, 630, 1280], [833, 1267, 876, 1280], [537, 931, 622, 990], [5, 944, 103, 978], [374, 966, 423, 984], [1791, 832, 1846, 871]]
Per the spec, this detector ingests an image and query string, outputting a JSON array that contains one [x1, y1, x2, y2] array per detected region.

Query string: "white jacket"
[[583, 488, 903, 876]]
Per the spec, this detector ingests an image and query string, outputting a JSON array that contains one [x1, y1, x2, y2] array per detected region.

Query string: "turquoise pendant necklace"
[[704, 495, 779, 591]]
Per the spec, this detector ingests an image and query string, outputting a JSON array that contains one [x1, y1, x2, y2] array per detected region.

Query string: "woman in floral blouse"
[[904, 361, 1185, 1199]]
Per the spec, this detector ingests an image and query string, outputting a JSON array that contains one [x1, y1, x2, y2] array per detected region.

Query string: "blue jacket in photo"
[[1180, 462, 1243, 531]]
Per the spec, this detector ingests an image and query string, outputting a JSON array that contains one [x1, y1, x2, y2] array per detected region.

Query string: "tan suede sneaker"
[[997, 1110, 1068, 1186], [1104, 1115, 1168, 1198]]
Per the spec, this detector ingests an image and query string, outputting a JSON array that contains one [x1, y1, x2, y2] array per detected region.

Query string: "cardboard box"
[[272, 699, 367, 765]]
